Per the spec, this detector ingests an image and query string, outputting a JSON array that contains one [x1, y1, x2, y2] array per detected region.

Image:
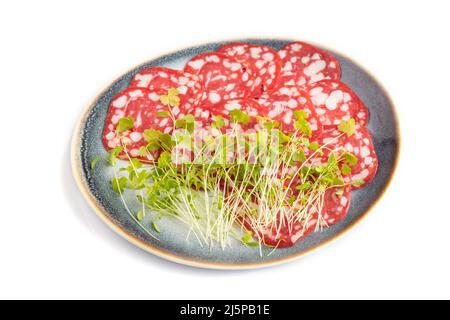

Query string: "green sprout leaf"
[[137, 210, 145, 221], [338, 118, 356, 137], [351, 179, 365, 187], [116, 116, 134, 134], [160, 88, 180, 107], [111, 176, 127, 194], [156, 110, 170, 118], [212, 115, 225, 129], [341, 164, 351, 175], [152, 221, 161, 233], [230, 109, 251, 125], [91, 157, 103, 170], [343, 152, 358, 166]]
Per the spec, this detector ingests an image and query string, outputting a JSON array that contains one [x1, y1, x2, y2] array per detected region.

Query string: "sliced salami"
[[278, 41, 341, 87], [320, 127, 378, 188], [306, 80, 369, 126], [257, 90, 323, 138], [129, 67, 203, 113], [217, 43, 282, 95], [102, 88, 175, 161], [318, 186, 351, 227], [242, 215, 316, 248], [186, 52, 256, 105]]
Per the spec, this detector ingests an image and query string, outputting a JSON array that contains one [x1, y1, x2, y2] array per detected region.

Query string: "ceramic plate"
[[71, 39, 400, 269]]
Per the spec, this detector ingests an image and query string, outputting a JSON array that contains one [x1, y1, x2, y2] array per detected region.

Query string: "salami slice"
[[278, 41, 341, 87], [211, 98, 265, 132], [318, 186, 351, 227], [306, 80, 369, 126], [102, 88, 175, 161], [186, 52, 256, 105], [320, 127, 378, 188], [217, 43, 282, 95], [257, 90, 323, 138], [242, 215, 316, 248], [129, 67, 203, 113]]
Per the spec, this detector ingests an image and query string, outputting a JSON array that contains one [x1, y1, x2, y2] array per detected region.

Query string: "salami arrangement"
[[100, 41, 378, 250]]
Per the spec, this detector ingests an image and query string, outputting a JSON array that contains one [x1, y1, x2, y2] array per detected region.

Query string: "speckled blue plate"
[[71, 39, 400, 269]]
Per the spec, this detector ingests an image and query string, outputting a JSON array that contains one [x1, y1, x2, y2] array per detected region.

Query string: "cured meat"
[[320, 127, 378, 188], [217, 43, 282, 95], [318, 186, 351, 227], [212, 98, 264, 132], [129, 67, 203, 113], [306, 80, 369, 126], [257, 89, 323, 138], [186, 52, 255, 105], [278, 41, 341, 87], [242, 215, 317, 248], [102, 88, 175, 161]]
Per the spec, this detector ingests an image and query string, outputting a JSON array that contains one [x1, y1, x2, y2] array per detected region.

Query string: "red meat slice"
[[217, 43, 282, 95], [129, 67, 203, 114], [257, 89, 323, 139], [102, 88, 174, 161], [278, 41, 341, 87], [320, 127, 378, 188], [305, 80, 369, 127], [185, 52, 256, 105]]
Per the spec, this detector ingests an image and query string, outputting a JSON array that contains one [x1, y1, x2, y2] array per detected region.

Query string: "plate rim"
[[71, 38, 401, 270]]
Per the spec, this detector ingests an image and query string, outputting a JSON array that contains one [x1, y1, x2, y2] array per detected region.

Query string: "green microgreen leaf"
[[160, 88, 180, 107], [338, 118, 356, 137], [111, 176, 127, 194], [351, 179, 365, 187], [212, 115, 225, 129], [341, 164, 351, 175], [230, 109, 251, 125], [152, 221, 161, 233], [137, 210, 145, 221], [116, 116, 134, 133], [156, 110, 170, 118]]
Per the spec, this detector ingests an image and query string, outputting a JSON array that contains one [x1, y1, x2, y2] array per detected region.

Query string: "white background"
[[1, 0, 449, 300]]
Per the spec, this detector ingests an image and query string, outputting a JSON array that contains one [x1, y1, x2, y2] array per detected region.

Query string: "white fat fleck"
[[268, 64, 276, 74], [122, 137, 132, 145], [107, 140, 117, 148], [365, 156, 373, 165], [311, 92, 328, 106], [311, 53, 321, 60], [283, 110, 293, 124], [172, 106, 180, 116], [357, 111, 366, 119], [316, 108, 325, 115], [188, 59, 204, 70], [363, 138, 370, 145], [262, 52, 274, 61], [148, 92, 160, 101], [234, 45, 245, 55], [112, 95, 128, 108], [341, 104, 349, 111], [105, 132, 115, 140], [164, 127, 171, 134], [343, 92, 351, 102], [353, 169, 369, 180], [287, 99, 298, 109], [111, 115, 121, 124], [325, 90, 344, 110], [177, 85, 188, 94], [250, 47, 262, 58], [301, 56, 310, 64], [209, 92, 221, 104], [290, 43, 302, 51], [224, 83, 236, 92], [160, 118, 169, 127], [340, 196, 348, 206], [310, 123, 317, 131], [278, 50, 287, 58], [158, 72, 168, 78], [360, 146, 370, 157], [201, 110, 210, 118], [242, 72, 249, 82], [330, 62, 336, 68], [225, 101, 241, 111], [178, 76, 189, 85], [345, 143, 354, 152], [283, 61, 293, 72], [230, 62, 242, 72], [134, 74, 153, 87], [130, 132, 142, 142], [323, 137, 334, 144], [304, 60, 326, 77], [129, 149, 140, 157], [135, 113, 142, 127], [255, 60, 265, 69]]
